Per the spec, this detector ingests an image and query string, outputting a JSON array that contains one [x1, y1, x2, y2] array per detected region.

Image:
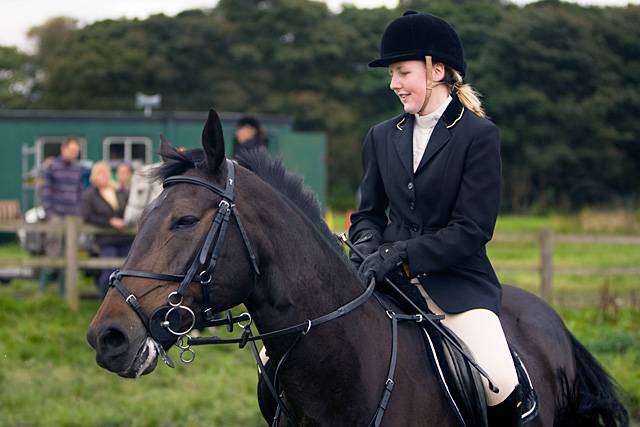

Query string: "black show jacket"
[[349, 94, 503, 314]]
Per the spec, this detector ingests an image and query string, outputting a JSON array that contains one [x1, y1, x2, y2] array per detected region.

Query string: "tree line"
[[1, 0, 639, 211]]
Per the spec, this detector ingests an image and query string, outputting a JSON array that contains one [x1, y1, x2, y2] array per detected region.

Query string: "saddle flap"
[[423, 325, 488, 427], [422, 324, 539, 427]]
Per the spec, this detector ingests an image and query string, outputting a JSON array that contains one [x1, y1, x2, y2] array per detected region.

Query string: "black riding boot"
[[487, 385, 523, 427]]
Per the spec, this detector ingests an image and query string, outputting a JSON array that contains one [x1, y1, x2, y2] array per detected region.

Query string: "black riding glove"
[[349, 231, 382, 269], [358, 241, 408, 284]]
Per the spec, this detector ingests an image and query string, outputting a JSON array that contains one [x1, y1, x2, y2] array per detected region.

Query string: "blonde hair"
[[445, 67, 486, 118], [89, 161, 115, 187]]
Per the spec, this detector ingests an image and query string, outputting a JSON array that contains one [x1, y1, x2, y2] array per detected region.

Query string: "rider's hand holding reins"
[[358, 241, 408, 284], [349, 230, 382, 269]]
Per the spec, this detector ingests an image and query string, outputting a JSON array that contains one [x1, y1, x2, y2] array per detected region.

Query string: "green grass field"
[[0, 214, 639, 425], [0, 285, 264, 427]]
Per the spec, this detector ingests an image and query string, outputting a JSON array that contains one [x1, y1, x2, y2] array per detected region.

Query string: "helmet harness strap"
[[419, 55, 434, 115]]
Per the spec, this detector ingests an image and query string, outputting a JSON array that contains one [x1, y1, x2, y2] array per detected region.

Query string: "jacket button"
[[409, 202, 415, 210], [411, 225, 419, 232], [407, 182, 414, 190]]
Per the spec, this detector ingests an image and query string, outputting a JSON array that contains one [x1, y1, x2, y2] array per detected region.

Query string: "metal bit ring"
[[236, 312, 253, 329], [164, 304, 196, 336], [167, 291, 183, 307], [180, 347, 196, 363], [177, 335, 191, 350]]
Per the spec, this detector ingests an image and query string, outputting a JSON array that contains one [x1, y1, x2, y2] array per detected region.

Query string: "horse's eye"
[[172, 215, 200, 230]]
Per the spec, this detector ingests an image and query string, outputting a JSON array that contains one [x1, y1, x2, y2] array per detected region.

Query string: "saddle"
[[422, 322, 539, 427], [380, 279, 538, 427]]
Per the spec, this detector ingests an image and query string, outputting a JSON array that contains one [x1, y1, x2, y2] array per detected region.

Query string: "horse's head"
[[87, 110, 262, 377]]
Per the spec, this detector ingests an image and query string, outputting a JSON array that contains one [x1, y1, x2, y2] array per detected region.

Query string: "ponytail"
[[445, 67, 486, 118]]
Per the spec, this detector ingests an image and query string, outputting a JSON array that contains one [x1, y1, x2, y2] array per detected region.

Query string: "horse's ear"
[[159, 134, 173, 162], [202, 109, 225, 174]]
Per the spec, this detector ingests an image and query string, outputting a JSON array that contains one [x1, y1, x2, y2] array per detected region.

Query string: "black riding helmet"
[[369, 10, 466, 78]]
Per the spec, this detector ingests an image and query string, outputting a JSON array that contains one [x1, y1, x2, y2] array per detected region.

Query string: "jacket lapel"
[[392, 114, 414, 177], [414, 94, 465, 175], [414, 121, 450, 174]]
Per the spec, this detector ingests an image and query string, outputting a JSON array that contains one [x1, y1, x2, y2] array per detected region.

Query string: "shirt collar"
[[414, 95, 452, 130]]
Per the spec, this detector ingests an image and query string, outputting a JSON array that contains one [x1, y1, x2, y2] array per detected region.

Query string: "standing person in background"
[[232, 115, 268, 158], [40, 137, 84, 293], [81, 161, 132, 298], [349, 11, 522, 426], [115, 163, 132, 192]]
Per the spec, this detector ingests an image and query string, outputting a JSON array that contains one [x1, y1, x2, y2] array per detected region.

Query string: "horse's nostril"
[[98, 327, 129, 357]]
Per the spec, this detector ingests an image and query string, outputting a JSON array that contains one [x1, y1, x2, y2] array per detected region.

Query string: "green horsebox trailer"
[[0, 110, 326, 211]]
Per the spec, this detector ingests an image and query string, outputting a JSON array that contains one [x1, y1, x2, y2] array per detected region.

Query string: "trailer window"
[[103, 137, 152, 165], [34, 136, 87, 167]]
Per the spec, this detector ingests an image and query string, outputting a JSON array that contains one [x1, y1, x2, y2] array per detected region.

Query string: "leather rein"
[[107, 159, 433, 426]]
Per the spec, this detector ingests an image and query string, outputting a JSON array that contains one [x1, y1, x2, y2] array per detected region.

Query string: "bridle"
[[105, 158, 453, 427], [108, 159, 260, 365]]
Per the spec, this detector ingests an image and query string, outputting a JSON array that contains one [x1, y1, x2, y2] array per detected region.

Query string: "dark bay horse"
[[87, 111, 628, 426]]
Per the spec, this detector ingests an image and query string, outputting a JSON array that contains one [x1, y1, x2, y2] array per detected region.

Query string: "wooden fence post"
[[65, 215, 80, 310], [540, 227, 554, 303]]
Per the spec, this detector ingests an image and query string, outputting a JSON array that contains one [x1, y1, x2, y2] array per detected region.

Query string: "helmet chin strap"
[[418, 56, 448, 116], [418, 55, 434, 116]]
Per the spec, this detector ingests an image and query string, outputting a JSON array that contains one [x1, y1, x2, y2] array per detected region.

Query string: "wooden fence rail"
[[0, 217, 134, 310], [1, 220, 639, 309], [492, 229, 640, 304]]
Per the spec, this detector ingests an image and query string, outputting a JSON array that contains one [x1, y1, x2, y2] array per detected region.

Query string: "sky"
[[1, 0, 638, 52]]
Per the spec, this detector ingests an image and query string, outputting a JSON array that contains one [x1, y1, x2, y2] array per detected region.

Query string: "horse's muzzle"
[[87, 322, 154, 376]]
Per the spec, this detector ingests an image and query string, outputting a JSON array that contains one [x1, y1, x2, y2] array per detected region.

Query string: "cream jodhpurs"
[[418, 287, 518, 406]]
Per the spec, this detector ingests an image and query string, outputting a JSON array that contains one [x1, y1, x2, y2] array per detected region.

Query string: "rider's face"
[[389, 60, 427, 114]]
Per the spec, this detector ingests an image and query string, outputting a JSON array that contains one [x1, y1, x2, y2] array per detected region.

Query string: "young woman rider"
[[349, 11, 522, 426]]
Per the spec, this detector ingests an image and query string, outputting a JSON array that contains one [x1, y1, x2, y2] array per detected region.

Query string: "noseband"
[[108, 159, 260, 364]]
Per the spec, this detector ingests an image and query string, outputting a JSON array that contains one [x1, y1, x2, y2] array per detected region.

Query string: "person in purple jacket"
[[40, 137, 84, 292]]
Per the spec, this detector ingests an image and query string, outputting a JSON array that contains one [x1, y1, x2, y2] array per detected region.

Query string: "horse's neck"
[[240, 201, 397, 421], [244, 205, 378, 359]]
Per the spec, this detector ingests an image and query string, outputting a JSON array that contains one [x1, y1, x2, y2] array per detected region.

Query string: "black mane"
[[151, 144, 344, 256], [235, 148, 343, 254]]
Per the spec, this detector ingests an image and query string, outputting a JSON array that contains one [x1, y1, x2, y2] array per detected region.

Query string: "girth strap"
[[369, 311, 437, 427], [371, 314, 398, 427]]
